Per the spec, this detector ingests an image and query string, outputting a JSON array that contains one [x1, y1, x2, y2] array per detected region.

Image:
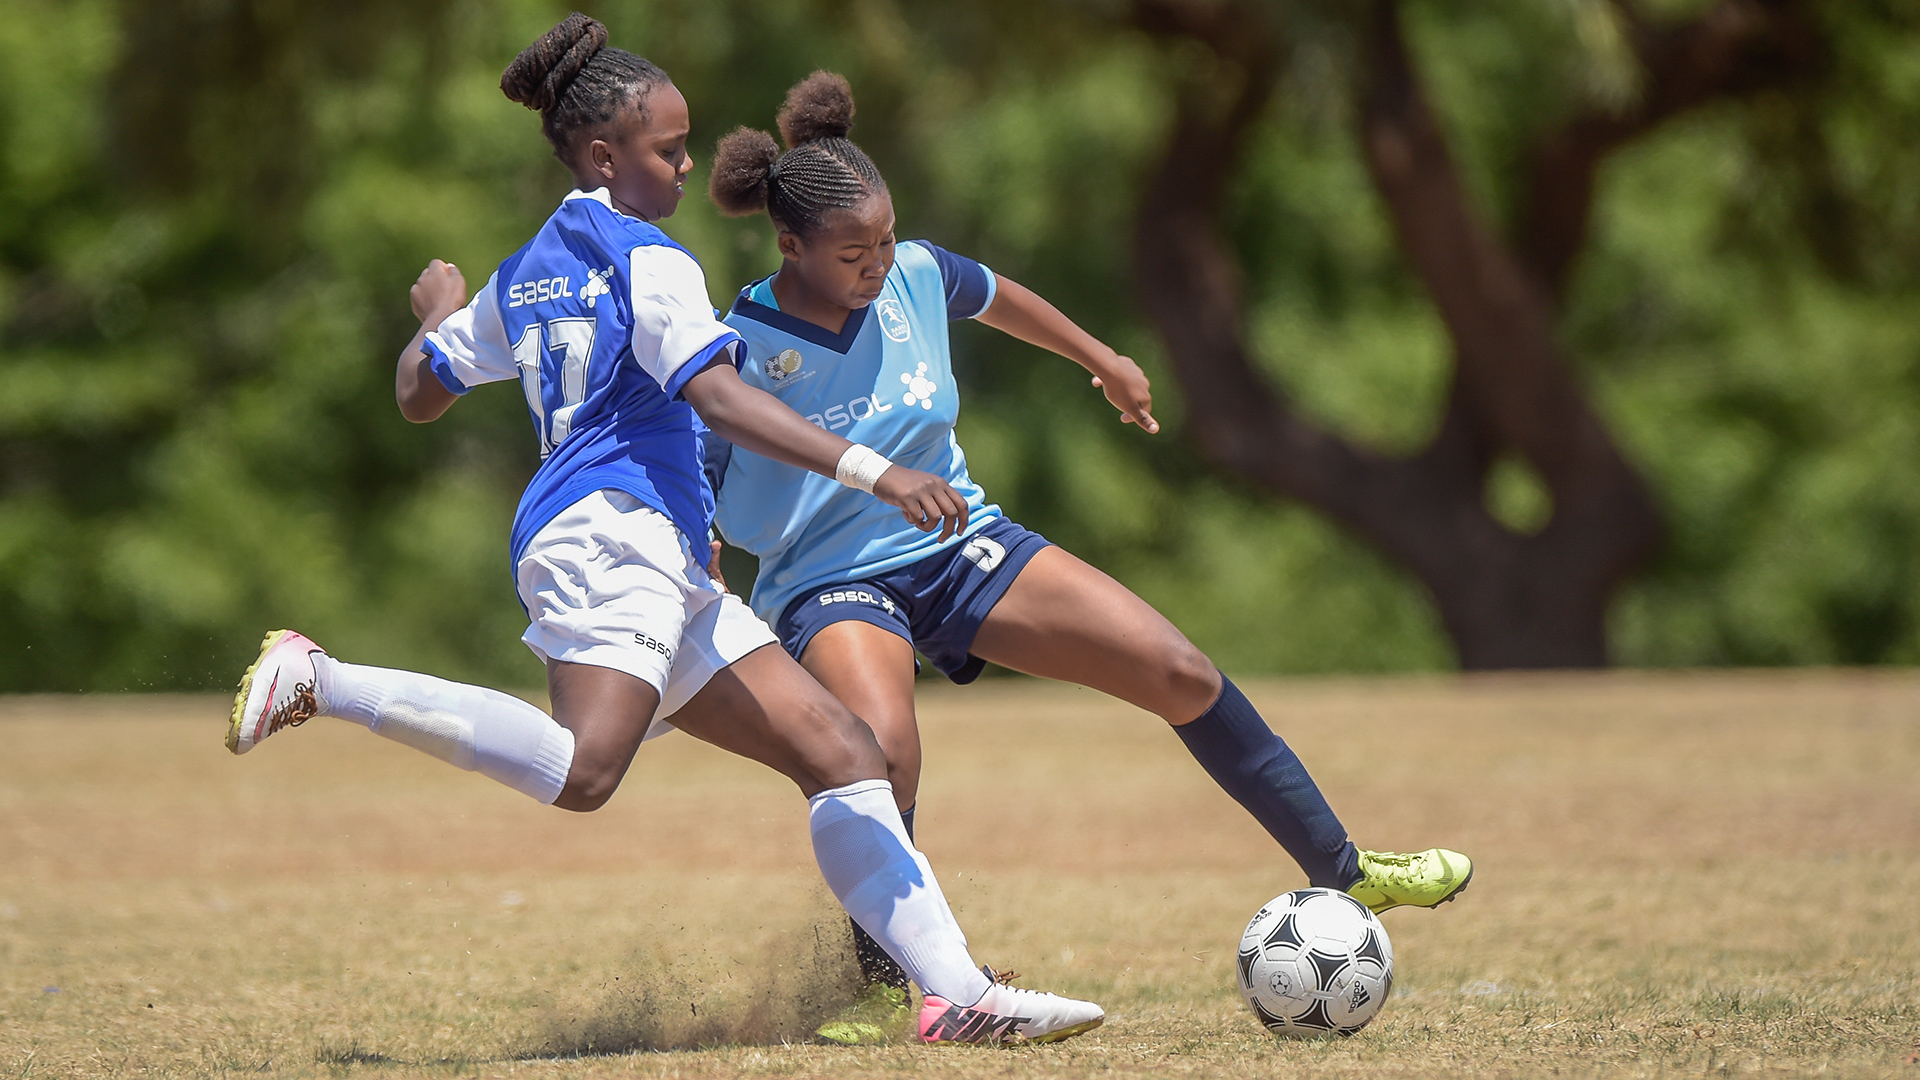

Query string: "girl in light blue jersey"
[[707, 73, 1472, 1035], [224, 16, 1104, 1047]]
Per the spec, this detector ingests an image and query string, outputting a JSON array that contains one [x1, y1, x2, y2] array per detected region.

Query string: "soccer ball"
[[1236, 888, 1394, 1037]]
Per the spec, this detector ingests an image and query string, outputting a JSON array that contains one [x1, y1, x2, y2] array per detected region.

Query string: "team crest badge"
[[766, 348, 803, 381], [876, 298, 911, 342]]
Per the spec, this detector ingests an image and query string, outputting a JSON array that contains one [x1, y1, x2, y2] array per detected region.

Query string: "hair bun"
[[709, 127, 781, 216], [500, 11, 609, 113], [776, 71, 856, 149]]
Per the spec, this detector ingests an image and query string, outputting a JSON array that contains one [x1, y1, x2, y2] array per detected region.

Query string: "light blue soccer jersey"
[[423, 189, 743, 572], [713, 240, 1000, 623]]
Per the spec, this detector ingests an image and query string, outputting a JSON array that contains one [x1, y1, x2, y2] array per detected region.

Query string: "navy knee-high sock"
[[1175, 674, 1360, 889], [850, 805, 916, 990]]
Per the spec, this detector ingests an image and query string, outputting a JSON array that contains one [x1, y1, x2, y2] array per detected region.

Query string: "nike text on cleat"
[[227, 630, 328, 755], [1347, 847, 1474, 913], [814, 983, 914, 1045], [918, 972, 1103, 1046]]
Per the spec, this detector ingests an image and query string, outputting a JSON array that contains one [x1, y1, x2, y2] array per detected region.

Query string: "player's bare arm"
[[395, 259, 465, 423], [975, 274, 1159, 434], [682, 360, 970, 540]]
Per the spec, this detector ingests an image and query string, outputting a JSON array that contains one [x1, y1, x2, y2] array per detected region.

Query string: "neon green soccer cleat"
[[1347, 848, 1473, 913], [815, 983, 915, 1046]]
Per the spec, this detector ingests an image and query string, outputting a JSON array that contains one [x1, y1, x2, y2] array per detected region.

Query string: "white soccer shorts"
[[515, 489, 777, 738]]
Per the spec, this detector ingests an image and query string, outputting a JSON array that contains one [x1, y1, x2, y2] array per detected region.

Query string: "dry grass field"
[[2, 670, 1917, 1078]]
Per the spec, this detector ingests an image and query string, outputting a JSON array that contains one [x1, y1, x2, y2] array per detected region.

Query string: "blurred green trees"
[[2, 0, 1917, 691]]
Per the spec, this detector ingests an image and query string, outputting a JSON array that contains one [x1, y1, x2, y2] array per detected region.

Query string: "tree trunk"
[[1127, 0, 1816, 669]]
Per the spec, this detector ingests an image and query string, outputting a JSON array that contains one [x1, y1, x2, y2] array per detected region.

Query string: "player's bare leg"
[[543, 660, 662, 812], [659, 642, 883, 796], [969, 546, 1218, 724], [971, 547, 1469, 910], [799, 622, 923, 812]]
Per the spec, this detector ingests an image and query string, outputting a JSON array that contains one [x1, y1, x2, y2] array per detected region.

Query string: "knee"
[[555, 746, 629, 813], [885, 744, 922, 807], [554, 782, 615, 813], [1156, 639, 1221, 723], [802, 698, 889, 791]]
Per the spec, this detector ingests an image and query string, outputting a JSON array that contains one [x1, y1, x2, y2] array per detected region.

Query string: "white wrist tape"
[[834, 443, 894, 494]]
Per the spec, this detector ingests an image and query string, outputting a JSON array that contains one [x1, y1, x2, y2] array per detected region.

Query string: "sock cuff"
[[318, 657, 385, 726], [1206, 670, 1242, 713], [527, 722, 576, 805], [1179, 671, 1256, 740], [901, 936, 992, 1006], [808, 778, 894, 809]]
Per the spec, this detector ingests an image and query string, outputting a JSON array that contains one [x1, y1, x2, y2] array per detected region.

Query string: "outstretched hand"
[[412, 259, 467, 323], [873, 465, 970, 541], [1090, 355, 1159, 434]]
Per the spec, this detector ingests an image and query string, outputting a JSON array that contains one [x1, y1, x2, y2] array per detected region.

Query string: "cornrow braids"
[[707, 71, 888, 238], [767, 138, 887, 236], [500, 12, 670, 156]]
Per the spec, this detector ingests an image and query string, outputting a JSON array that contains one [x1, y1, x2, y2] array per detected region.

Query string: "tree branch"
[[1520, 0, 1823, 300], [1127, 0, 1451, 555], [1128, 0, 1670, 666], [1360, 0, 1662, 582], [1360, 3, 1571, 477]]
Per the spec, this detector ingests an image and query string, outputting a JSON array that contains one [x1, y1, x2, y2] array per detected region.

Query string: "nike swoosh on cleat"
[[252, 671, 279, 744], [1440, 866, 1474, 903]]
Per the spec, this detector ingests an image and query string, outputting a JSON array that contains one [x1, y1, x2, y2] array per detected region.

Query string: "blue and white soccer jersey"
[[713, 240, 1005, 625], [424, 188, 774, 726], [426, 188, 738, 559]]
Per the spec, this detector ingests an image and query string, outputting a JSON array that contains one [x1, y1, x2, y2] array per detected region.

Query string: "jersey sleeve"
[[422, 271, 516, 394], [906, 239, 997, 320], [628, 244, 746, 400]]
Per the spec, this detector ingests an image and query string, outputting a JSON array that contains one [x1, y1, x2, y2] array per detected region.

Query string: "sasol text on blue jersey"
[[805, 393, 893, 432], [508, 276, 574, 308]]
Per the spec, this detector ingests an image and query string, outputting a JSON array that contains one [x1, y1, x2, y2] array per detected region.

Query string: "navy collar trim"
[[728, 278, 869, 355]]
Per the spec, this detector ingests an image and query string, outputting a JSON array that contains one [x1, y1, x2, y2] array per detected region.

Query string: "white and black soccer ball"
[[1236, 887, 1394, 1038]]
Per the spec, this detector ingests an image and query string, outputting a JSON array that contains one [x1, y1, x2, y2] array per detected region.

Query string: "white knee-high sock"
[[316, 657, 574, 805], [808, 779, 993, 1006]]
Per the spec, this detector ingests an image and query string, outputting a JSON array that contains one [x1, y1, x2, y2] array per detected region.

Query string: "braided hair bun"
[[710, 71, 885, 236], [499, 14, 667, 156], [777, 71, 856, 148], [500, 12, 607, 113]]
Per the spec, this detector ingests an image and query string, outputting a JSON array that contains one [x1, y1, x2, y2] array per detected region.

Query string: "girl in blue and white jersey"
[[707, 73, 1473, 1018], [224, 16, 1101, 1046]]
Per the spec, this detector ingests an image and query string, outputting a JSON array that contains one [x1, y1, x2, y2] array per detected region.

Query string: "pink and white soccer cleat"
[[227, 629, 329, 755], [918, 969, 1104, 1045]]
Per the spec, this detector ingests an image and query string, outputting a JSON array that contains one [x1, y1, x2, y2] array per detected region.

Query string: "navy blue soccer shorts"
[[773, 516, 1050, 684]]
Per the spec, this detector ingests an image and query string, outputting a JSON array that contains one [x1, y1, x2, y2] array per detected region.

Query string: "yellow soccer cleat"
[[814, 983, 915, 1046], [1347, 848, 1473, 913]]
